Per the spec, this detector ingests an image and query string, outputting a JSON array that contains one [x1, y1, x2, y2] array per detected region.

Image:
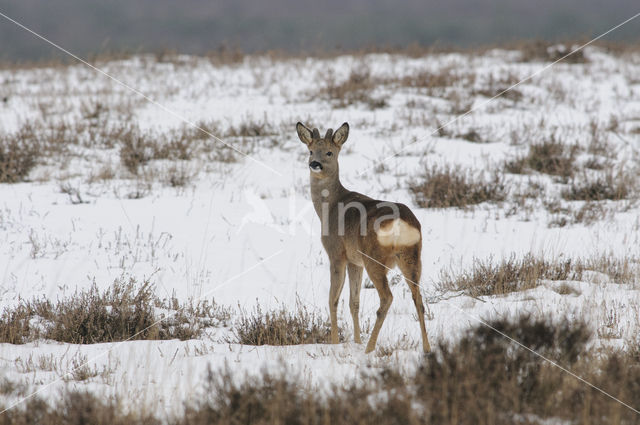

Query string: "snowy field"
[[1, 45, 640, 418]]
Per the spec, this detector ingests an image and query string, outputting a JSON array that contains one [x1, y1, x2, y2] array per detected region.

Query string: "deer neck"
[[309, 169, 347, 217]]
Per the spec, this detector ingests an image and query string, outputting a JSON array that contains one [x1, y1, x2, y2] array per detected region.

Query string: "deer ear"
[[296, 122, 313, 146], [332, 122, 349, 146]]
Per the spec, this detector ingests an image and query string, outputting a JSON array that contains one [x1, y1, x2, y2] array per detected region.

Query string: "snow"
[[1, 47, 640, 416]]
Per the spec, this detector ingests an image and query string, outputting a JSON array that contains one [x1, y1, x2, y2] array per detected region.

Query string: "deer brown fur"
[[296, 121, 431, 353]]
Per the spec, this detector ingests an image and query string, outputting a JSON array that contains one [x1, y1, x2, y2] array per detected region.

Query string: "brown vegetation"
[[3, 316, 639, 425], [439, 253, 640, 297], [516, 40, 588, 63], [0, 278, 229, 344], [562, 171, 635, 201], [0, 127, 39, 183], [505, 137, 579, 179], [315, 66, 387, 109], [409, 164, 506, 209], [232, 304, 343, 345]]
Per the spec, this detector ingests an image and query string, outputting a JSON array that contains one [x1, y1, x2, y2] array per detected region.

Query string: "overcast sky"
[[0, 0, 639, 60]]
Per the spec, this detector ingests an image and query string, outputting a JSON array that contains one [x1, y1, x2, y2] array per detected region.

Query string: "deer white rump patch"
[[376, 219, 421, 247]]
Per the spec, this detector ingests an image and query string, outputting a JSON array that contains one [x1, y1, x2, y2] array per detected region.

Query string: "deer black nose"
[[309, 161, 323, 171]]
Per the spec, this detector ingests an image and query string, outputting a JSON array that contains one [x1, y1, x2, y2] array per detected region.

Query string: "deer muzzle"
[[309, 161, 323, 172]]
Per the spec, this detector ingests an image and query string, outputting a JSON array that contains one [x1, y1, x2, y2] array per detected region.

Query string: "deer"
[[296, 121, 431, 354]]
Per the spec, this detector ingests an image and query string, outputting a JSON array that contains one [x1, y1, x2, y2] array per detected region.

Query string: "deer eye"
[[326, 151, 333, 157], [309, 151, 313, 155]]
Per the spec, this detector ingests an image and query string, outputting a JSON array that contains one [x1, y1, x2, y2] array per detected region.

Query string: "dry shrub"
[[456, 129, 486, 143], [0, 303, 38, 344], [0, 129, 39, 183], [579, 255, 640, 285], [517, 40, 588, 63], [117, 132, 149, 175], [119, 131, 171, 175], [183, 317, 636, 425], [226, 119, 276, 138], [316, 66, 387, 109], [400, 67, 474, 91], [562, 171, 635, 201], [437, 126, 487, 143], [0, 377, 27, 398], [161, 163, 196, 187], [472, 72, 523, 102], [120, 131, 193, 175], [474, 86, 523, 103], [441, 253, 639, 297], [206, 44, 245, 65], [409, 164, 506, 209], [232, 304, 343, 346], [440, 254, 576, 296], [572, 201, 608, 225], [545, 198, 616, 228], [414, 316, 591, 424], [505, 137, 578, 179], [0, 391, 159, 425], [13, 118, 135, 154], [0, 278, 227, 344], [553, 282, 581, 295], [120, 123, 238, 175], [3, 317, 640, 425], [41, 279, 165, 343]]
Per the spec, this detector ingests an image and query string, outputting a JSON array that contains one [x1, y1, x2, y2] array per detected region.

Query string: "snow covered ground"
[[1, 46, 640, 417]]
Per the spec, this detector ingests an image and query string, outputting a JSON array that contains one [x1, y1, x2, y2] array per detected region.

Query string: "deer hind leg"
[[363, 258, 393, 354], [397, 248, 431, 353], [329, 258, 347, 344], [347, 263, 363, 344]]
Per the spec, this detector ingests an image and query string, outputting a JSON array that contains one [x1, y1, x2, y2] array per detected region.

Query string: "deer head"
[[296, 122, 349, 179]]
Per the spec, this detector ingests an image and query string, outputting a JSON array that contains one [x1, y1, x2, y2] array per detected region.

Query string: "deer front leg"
[[328, 258, 347, 344], [347, 263, 363, 344]]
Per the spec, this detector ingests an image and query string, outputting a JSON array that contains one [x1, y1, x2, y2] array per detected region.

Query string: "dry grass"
[[0, 127, 39, 183], [409, 164, 506, 209], [580, 256, 640, 285], [0, 278, 229, 344], [472, 73, 523, 102], [516, 40, 588, 63], [315, 65, 387, 109], [0, 116, 242, 188], [562, 171, 636, 201], [436, 124, 487, 143], [505, 137, 579, 179], [119, 127, 198, 175], [440, 253, 640, 297], [0, 391, 157, 425], [440, 254, 575, 296], [399, 66, 475, 92], [571, 201, 610, 225], [232, 303, 344, 346], [225, 118, 277, 138], [5, 316, 640, 425]]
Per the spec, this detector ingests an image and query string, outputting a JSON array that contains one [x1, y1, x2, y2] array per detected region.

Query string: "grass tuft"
[[0, 128, 39, 183], [440, 253, 640, 297], [316, 65, 387, 109], [439, 254, 575, 296], [505, 138, 578, 178], [0, 278, 229, 344], [232, 303, 343, 346], [562, 171, 635, 201], [409, 164, 506, 209]]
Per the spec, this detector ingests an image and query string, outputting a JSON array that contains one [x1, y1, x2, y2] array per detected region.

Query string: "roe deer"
[[296, 122, 431, 353]]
